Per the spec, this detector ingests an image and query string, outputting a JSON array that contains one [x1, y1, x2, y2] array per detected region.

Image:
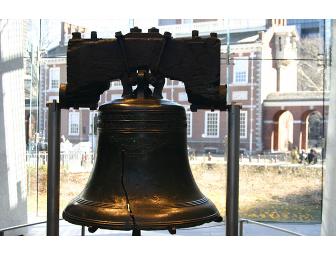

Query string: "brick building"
[[38, 20, 326, 155]]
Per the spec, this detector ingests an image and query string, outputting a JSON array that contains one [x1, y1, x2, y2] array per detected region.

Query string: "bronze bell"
[[63, 97, 222, 234]]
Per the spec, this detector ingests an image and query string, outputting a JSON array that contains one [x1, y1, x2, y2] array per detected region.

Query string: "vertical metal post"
[[81, 226, 85, 236], [226, 104, 241, 236], [47, 100, 60, 236], [239, 219, 244, 236]]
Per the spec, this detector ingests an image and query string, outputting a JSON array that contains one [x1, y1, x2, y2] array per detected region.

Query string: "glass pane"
[[19, 18, 330, 232]]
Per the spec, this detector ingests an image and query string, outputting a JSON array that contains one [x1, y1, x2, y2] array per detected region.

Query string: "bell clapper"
[[168, 226, 176, 235]]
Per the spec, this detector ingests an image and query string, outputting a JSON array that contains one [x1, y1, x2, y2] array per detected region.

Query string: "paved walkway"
[[3, 219, 321, 236]]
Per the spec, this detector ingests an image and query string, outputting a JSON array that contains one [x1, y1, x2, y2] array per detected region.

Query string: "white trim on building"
[[44, 58, 66, 65], [263, 100, 329, 107]]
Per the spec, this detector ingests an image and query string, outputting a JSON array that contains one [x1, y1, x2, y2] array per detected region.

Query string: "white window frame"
[[204, 111, 220, 138], [68, 111, 80, 136], [240, 110, 248, 139], [49, 67, 60, 90], [233, 57, 249, 84], [186, 111, 192, 138]]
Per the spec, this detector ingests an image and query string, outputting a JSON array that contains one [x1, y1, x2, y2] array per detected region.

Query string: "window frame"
[[233, 57, 249, 84], [240, 110, 248, 139], [204, 111, 220, 138], [49, 67, 60, 91], [186, 111, 192, 138], [68, 111, 80, 136]]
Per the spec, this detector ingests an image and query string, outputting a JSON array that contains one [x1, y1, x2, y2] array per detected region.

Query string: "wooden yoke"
[[60, 27, 227, 111]]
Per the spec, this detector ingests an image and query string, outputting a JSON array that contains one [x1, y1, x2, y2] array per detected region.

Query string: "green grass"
[[26, 162, 322, 222]]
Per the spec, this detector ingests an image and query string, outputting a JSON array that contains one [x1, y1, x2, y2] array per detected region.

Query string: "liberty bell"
[[60, 28, 227, 235]]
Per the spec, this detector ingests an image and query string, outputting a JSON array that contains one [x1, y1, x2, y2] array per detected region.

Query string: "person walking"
[[207, 152, 213, 170], [290, 146, 299, 163]]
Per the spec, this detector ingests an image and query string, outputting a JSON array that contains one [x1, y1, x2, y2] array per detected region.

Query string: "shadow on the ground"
[[240, 188, 322, 222]]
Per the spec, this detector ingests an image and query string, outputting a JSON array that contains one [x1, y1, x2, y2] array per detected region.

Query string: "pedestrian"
[[290, 146, 299, 163], [207, 152, 213, 170], [81, 153, 84, 166], [299, 149, 306, 164], [306, 149, 317, 164]]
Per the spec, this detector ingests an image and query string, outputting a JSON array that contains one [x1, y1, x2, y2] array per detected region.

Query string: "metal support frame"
[[81, 226, 85, 236], [239, 218, 303, 236], [3, 102, 241, 237], [46, 100, 61, 236], [226, 104, 241, 236], [0, 219, 64, 236]]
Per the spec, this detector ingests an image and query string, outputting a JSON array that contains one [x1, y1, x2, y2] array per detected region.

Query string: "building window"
[[69, 111, 80, 135], [49, 67, 60, 90], [233, 58, 248, 84], [205, 111, 219, 138], [240, 111, 248, 139], [186, 111, 192, 138]]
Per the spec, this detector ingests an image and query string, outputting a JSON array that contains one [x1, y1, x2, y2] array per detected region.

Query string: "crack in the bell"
[[120, 150, 138, 232]]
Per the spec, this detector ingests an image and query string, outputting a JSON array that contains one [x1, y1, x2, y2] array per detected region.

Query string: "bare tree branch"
[[297, 37, 323, 91]]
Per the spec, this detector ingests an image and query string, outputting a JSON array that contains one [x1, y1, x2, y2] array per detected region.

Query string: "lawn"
[[27, 161, 322, 223]]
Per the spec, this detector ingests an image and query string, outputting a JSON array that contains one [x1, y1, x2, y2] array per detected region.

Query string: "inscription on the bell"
[[110, 133, 170, 154]]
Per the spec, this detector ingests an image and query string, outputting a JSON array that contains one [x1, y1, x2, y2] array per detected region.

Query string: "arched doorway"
[[308, 111, 323, 148], [300, 110, 323, 150], [273, 110, 294, 152]]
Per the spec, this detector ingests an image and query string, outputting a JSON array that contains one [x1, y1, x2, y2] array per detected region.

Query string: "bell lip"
[[63, 197, 222, 231], [63, 210, 222, 231]]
